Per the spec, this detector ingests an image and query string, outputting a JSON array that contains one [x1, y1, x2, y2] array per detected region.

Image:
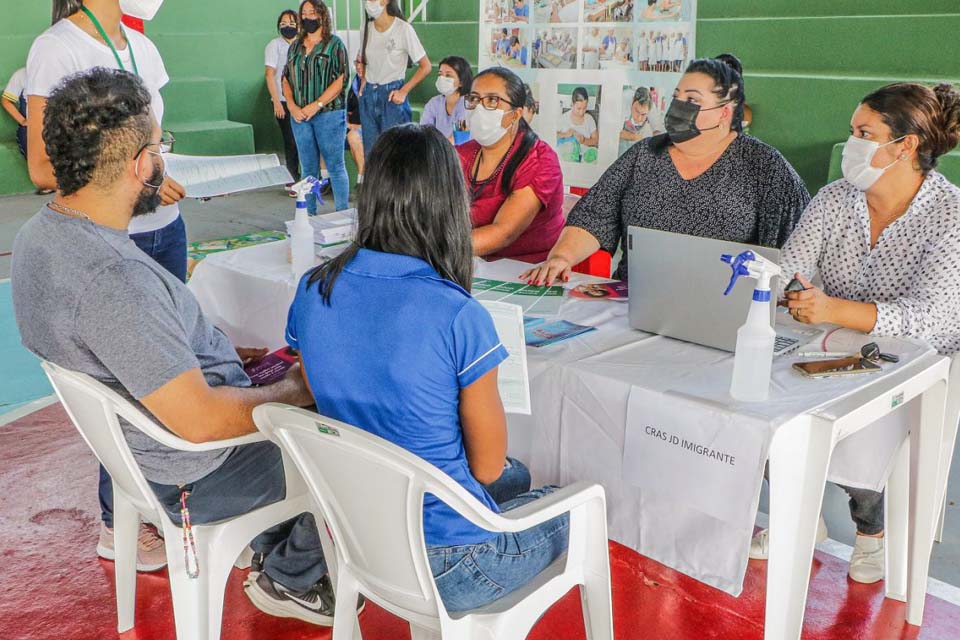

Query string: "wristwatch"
[[315, 99, 324, 110]]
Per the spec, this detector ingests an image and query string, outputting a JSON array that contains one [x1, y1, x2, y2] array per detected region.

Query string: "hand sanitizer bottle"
[[289, 177, 324, 280], [721, 251, 782, 402]]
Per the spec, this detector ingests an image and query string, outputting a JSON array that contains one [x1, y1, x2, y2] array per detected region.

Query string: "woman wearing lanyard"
[[265, 9, 301, 186], [283, 0, 350, 213], [25, 0, 184, 574], [355, 0, 431, 155]]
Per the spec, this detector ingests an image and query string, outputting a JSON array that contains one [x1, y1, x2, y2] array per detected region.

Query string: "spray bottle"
[[721, 250, 782, 402], [288, 176, 327, 280]]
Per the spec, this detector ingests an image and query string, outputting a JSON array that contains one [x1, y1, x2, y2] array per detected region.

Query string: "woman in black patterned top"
[[283, 0, 350, 213], [523, 54, 810, 285]]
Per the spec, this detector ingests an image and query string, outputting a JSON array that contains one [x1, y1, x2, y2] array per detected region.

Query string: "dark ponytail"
[[474, 66, 538, 192], [52, 0, 81, 24], [684, 53, 746, 132]]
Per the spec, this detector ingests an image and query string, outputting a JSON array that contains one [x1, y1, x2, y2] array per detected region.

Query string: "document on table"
[[472, 278, 565, 316], [479, 300, 531, 415], [164, 153, 293, 198]]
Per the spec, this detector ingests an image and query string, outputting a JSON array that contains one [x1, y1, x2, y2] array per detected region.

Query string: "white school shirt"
[[3, 67, 26, 103], [636, 38, 648, 62], [780, 172, 960, 355], [264, 36, 292, 103], [362, 18, 426, 85], [26, 19, 178, 235], [560, 110, 597, 139]]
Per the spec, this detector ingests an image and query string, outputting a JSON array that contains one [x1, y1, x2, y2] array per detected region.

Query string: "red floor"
[[3, 404, 960, 639]]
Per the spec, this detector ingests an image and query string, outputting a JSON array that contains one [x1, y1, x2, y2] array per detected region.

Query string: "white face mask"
[[435, 76, 457, 97], [468, 107, 512, 147], [841, 134, 906, 191], [119, 0, 164, 20], [365, 1, 384, 19]]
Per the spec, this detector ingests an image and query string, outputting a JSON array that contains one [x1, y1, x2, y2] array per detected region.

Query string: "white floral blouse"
[[780, 171, 960, 355]]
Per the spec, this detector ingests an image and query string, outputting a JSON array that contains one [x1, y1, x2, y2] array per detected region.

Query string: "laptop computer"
[[626, 227, 820, 354]]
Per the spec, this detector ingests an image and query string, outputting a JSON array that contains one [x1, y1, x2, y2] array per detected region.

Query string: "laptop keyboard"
[[773, 335, 800, 355]]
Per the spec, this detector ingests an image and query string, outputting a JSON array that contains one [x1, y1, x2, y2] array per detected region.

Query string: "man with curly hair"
[[11, 68, 348, 626]]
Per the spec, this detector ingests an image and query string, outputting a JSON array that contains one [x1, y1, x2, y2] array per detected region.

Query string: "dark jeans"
[[278, 102, 301, 182], [99, 214, 188, 528], [358, 79, 412, 157], [840, 485, 885, 536], [16, 94, 26, 158], [148, 441, 327, 592]]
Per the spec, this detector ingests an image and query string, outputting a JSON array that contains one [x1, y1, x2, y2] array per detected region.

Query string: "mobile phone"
[[793, 357, 882, 378]]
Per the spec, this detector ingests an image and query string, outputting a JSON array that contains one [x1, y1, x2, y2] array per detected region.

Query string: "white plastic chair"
[[253, 403, 614, 640], [935, 354, 960, 542], [41, 362, 312, 640]]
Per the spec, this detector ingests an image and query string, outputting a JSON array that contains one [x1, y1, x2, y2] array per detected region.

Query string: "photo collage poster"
[[479, 0, 697, 187]]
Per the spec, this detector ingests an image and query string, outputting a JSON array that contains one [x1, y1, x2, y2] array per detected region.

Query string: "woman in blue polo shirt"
[[286, 123, 569, 613]]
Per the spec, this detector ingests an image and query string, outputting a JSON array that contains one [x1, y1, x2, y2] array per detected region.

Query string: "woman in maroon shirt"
[[457, 67, 565, 263]]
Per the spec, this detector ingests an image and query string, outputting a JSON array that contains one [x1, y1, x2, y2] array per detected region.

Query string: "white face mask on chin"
[[841, 134, 906, 191], [119, 0, 164, 20], [468, 107, 512, 147]]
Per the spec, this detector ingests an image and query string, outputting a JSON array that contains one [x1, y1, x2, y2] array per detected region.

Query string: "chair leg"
[[332, 573, 361, 640], [935, 493, 947, 543], [112, 491, 140, 633], [885, 439, 909, 602], [408, 624, 442, 640], [164, 526, 233, 640], [580, 572, 614, 640]]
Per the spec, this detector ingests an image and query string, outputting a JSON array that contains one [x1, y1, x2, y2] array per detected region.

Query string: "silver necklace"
[[48, 201, 93, 222]]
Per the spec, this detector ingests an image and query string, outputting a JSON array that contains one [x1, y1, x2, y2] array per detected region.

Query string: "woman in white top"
[[265, 9, 301, 184], [355, 0, 431, 155], [556, 86, 598, 163], [753, 82, 960, 585], [28, 0, 186, 278], [26, 0, 185, 574]]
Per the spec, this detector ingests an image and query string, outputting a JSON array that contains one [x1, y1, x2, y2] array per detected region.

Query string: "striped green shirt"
[[284, 34, 348, 111]]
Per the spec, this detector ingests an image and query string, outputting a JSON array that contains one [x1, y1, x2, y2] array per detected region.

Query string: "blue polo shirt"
[[286, 248, 509, 546]]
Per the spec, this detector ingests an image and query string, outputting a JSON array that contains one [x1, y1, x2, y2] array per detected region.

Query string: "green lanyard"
[[81, 5, 140, 76]]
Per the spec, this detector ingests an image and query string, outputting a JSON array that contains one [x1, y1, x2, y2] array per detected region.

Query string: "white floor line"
[[755, 512, 960, 606], [0, 394, 57, 428]]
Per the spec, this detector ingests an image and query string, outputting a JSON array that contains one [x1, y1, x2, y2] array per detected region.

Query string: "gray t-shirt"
[[12, 207, 250, 485]]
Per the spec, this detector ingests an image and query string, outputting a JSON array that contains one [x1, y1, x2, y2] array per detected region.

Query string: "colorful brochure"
[[244, 347, 299, 386], [523, 318, 597, 348], [569, 281, 628, 300]]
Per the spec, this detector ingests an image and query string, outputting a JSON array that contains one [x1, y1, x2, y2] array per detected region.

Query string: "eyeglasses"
[[159, 131, 176, 154], [465, 93, 514, 111]]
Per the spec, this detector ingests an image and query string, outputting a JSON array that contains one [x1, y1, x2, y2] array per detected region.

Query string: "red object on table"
[[572, 250, 612, 278]]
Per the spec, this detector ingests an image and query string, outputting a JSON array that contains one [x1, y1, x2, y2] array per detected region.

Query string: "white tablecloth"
[[189, 244, 933, 595]]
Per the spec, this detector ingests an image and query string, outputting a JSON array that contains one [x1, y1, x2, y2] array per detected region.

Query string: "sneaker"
[[749, 516, 828, 560], [848, 534, 884, 584], [244, 573, 364, 626], [96, 522, 167, 572]]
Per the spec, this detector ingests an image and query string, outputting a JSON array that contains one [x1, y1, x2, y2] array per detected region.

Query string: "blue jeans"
[[16, 95, 27, 158], [358, 80, 412, 157], [99, 214, 188, 528], [291, 109, 349, 213], [483, 457, 532, 505], [427, 486, 570, 613], [148, 441, 328, 592]]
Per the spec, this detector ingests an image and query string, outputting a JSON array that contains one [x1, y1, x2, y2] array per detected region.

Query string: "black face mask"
[[132, 155, 165, 218], [280, 25, 298, 39], [302, 18, 320, 34], [664, 98, 727, 144]]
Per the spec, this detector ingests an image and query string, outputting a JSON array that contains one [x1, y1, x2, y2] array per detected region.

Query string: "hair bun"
[[714, 53, 743, 79], [933, 83, 960, 156]]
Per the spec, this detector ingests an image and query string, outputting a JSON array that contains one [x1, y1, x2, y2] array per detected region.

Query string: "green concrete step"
[[410, 3, 479, 23], [697, 15, 960, 78], [160, 78, 229, 123], [0, 142, 35, 195], [415, 21, 479, 67], [164, 120, 255, 156], [827, 143, 960, 185], [700, 0, 959, 19]]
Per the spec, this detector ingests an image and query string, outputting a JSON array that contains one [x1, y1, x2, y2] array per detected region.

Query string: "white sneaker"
[[749, 516, 828, 560], [848, 534, 884, 584], [96, 522, 167, 572]]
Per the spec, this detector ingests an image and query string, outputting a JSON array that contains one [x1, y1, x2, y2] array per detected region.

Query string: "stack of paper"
[[164, 153, 293, 198], [284, 209, 358, 246]]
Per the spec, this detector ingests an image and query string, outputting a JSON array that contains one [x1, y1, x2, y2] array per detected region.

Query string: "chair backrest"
[[253, 403, 499, 620], [41, 361, 171, 518]]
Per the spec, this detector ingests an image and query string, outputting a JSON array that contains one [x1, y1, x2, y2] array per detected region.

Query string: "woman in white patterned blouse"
[[754, 82, 960, 584]]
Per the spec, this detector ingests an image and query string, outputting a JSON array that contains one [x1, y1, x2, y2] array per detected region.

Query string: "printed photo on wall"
[[580, 26, 633, 69], [532, 28, 578, 69], [638, 0, 691, 22], [534, 0, 582, 23], [618, 84, 669, 156], [556, 84, 601, 164], [636, 25, 691, 73], [481, 27, 531, 68], [482, 0, 530, 23], [583, 0, 633, 22]]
